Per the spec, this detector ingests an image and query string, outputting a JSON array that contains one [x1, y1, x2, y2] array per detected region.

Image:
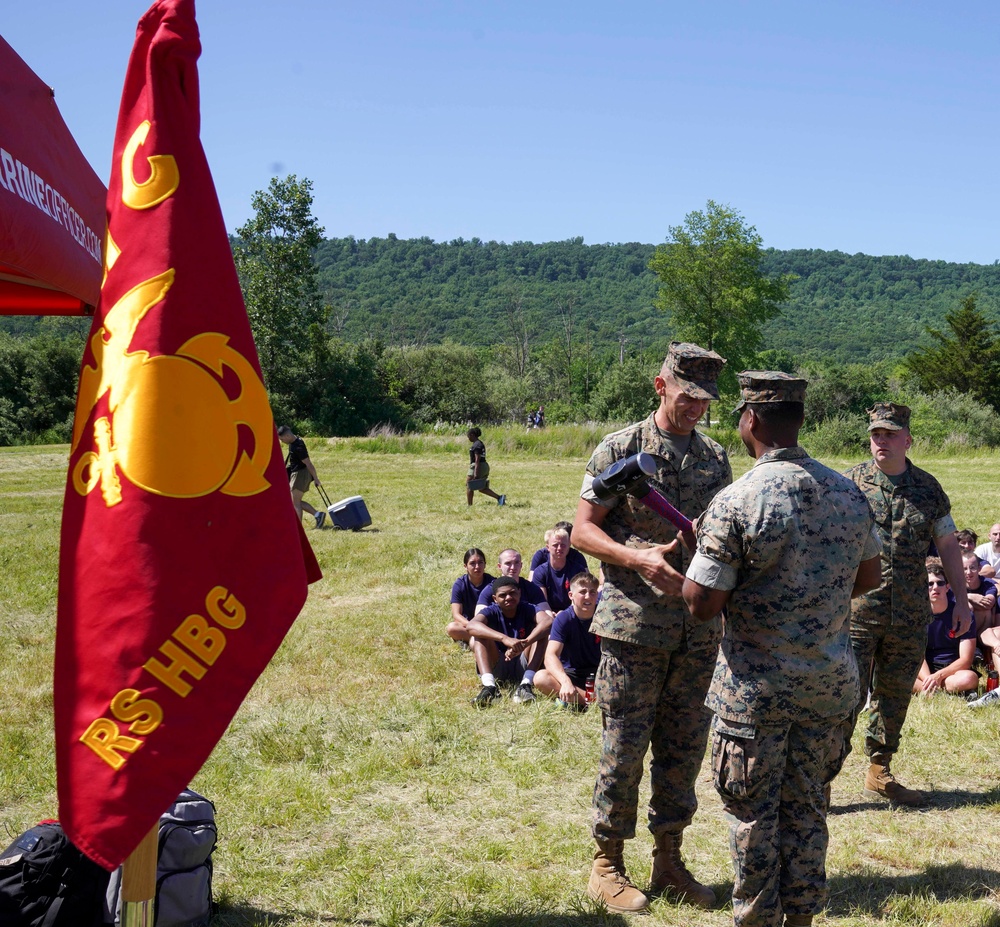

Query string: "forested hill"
[[315, 237, 1000, 365], [6, 237, 1000, 367]]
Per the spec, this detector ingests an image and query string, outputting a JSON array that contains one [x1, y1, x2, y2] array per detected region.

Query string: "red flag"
[[55, 0, 321, 871]]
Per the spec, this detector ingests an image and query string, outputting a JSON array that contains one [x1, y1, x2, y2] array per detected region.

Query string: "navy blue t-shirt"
[[451, 572, 496, 619], [925, 600, 976, 667], [532, 561, 576, 613], [530, 547, 588, 575], [477, 600, 538, 655], [476, 577, 548, 613], [550, 606, 601, 677]]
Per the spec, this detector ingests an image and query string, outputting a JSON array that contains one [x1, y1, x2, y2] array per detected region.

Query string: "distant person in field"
[[468, 576, 551, 706], [447, 548, 495, 647], [975, 524, 1000, 576], [534, 572, 601, 709], [533, 405, 545, 428], [529, 521, 588, 579], [466, 427, 506, 507], [531, 526, 579, 613], [913, 558, 978, 696], [277, 425, 326, 529]]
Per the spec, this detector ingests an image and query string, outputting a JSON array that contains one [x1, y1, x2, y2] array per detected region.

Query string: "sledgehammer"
[[591, 453, 696, 551]]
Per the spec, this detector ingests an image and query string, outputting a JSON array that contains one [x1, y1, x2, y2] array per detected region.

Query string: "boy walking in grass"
[[468, 576, 551, 706], [534, 572, 601, 709]]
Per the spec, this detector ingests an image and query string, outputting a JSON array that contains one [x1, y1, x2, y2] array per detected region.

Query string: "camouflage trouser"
[[591, 637, 715, 842], [849, 618, 925, 758], [713, 713, 853, 927]]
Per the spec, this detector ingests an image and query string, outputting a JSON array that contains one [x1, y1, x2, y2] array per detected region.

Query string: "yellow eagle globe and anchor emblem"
[[70, 120, 273, 507]]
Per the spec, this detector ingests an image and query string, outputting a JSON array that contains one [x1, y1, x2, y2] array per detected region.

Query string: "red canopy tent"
[[0, 34, 106, 315]]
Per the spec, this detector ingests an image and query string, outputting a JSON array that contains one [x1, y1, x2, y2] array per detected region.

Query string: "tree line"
[[3, 180, 1000, 447]]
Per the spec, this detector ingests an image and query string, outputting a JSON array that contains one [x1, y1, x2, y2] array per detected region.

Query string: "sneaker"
[[498, 495, 506, 506], [471, 684, 500, 708], [511, 682, 536, 704], [314, 511, 326, 529], [968, 689, 1000, 709]]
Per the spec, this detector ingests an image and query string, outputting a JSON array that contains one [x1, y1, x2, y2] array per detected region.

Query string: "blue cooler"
[[329, 495, 372, 531]]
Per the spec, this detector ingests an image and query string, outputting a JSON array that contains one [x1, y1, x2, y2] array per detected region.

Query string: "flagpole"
[[121, 824, 158, 927]]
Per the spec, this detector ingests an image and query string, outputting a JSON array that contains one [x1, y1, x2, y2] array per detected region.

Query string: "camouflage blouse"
[[581, 413, 731, 651], [688, 447, 881, 725]]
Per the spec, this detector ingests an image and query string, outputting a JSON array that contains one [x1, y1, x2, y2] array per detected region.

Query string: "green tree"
[[901, 294, 1000, 411], [648, 200, 794, 392], [234, 175, 326, 402]]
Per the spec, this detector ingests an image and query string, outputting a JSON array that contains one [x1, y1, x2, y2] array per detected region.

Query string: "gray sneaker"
[[511, 682, 536, 704], [968, 688, 1000, 709], [314, 511, 326, 529]]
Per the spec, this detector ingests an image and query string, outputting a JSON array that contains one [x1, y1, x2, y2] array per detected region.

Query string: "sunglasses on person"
[[927, 579, 947, 587]]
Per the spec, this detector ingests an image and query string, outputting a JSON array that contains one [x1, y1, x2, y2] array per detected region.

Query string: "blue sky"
[[5, 2, 1000, 262]]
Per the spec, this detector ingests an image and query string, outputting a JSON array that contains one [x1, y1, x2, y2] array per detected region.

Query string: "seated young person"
[[534, 572, 600, 709], [957, 528, 993, 576], [529, 521, 587, 578], [531, 527, 580, 613], [962, 550, 998, 652], [468, 576, 552, 707], [474, 548, 549, 617], [446, 548, 495, 646], [913, 558, 978, 696]]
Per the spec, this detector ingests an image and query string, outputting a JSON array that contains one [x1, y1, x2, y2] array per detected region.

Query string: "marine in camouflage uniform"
[[683, 372, 882, 927], [574, 342, 731, 913], [845, 402, 972, 806]]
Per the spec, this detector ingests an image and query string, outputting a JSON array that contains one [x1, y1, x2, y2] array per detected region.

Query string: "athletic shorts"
[[289, 469, 311, 493]]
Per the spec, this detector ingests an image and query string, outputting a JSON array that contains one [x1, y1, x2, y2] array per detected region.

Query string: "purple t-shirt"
[[550, 606, 601, 677], [530, 547, 588, 575], [476, 577, 548, 613], [477, 601, 538, 655], [532, 561, 576, 613], [451, 572, 496, 620], [925, 599, 977, 667]]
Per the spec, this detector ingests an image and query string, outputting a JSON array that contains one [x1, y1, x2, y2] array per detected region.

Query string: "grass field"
[[2, 427, 1000, 927]]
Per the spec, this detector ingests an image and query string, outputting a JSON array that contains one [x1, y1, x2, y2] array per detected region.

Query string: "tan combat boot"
[[587, 839, 650, 913], [784, 915, 813, 927], [649, 831, 716, 908], [864, 755, 927, 807]]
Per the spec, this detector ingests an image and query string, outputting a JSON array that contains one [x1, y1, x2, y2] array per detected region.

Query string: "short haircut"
[[745, 401, 805, 428], [464, 547, 486, 565], [555, 520, 573, 535], [492, 575, 519, 595], [956, 528, 978, 545], [545, 527, 570, 544], [925, 556, 946, 579], [276, 425, 292, 437], [962, 550, 981, 565], [570, 571, 599, 591]]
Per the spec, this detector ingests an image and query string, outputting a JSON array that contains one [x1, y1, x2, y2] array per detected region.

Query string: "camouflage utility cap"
[[664, 342, 725, 400], [867, 402, 910, 432], [733, 370, 808, 415]]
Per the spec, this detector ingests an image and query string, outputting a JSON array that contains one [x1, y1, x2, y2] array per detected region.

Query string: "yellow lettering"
[[109, 688, 163, 736], [121, 120, 179, 210], [205, 586, 246, 629], [143, 640, 207, 697], [173, 614, 226, 666], [79, 718, 143, 770]]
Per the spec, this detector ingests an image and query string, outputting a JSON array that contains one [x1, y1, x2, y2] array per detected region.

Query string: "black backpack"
[[0, 821, 110, 927]]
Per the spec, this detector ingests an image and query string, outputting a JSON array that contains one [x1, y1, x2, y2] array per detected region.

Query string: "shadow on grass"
[[830, 784, 1000, 816], [213, 904, 377, 926], [213, 904, 630, 927], [826, 861, 1000, 917]]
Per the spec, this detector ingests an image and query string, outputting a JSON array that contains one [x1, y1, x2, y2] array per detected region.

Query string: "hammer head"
[[591, 453, 657, 502]]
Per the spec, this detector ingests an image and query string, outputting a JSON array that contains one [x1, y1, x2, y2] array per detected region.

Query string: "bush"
[[588, 359, 659, 422]]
